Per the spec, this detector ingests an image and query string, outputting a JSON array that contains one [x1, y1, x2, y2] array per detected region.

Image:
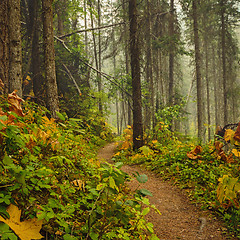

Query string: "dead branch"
[[61, 62, 82, 95], [54, 36, 132, 99], [58, 22, 126, 39]]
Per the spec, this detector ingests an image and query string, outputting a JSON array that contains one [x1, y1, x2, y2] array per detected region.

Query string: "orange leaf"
[[226, 154, 235, 163], [192, 145, 203, 155], [214, 141, 223, 153], [187, 145, 202, 160], [187, 153, 199, 160], [8, 91, 25, 117]]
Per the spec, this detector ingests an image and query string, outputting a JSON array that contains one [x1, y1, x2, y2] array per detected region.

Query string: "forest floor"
[[97, 143, 238, 240]]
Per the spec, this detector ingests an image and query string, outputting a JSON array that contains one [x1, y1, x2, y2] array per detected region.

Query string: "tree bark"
[[168, 0, 174, 106], [42, 0, 60, 117], [146, 0, 154, 129], [97, 0, 103, 114], [204, 36, 211, 141], [129, 0, 143, 149], [0, 0, 9, 93], [220, 0, 228, 125], [8, 0, 22, 97], [88, 0, 102, 113], [192, 0, 204, 141], [30, 0, 44, 102]]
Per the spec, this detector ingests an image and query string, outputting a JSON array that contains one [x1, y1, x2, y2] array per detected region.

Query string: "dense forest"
[[0, 0, 240, 239]]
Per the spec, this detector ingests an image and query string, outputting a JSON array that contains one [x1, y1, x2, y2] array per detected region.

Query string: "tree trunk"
[[88, 0, 102, 113], [220, 0, 228, 125], [168, 0, 174, 106], [42, 0, 60, 118], [8, 0, 22, 97], [84, 0, 88, 55], [97, 0, 103, 114], [0, 0, 9, 93], [192, 0, 204, 141], [56, 0, 64, 35], [129, 0, 143, 149], [204, 37, 211, 141], [122, 0, 132, 126], [30, 0, 44, 102], [146, 0, 154, 130]]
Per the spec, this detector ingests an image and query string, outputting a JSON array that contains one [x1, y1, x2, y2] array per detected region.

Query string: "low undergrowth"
[[113, 122, 240, 239], [0, 93, 159, 240]]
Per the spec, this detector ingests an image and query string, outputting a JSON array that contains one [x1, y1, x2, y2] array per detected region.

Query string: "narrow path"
[[97, 143, 237, 240]]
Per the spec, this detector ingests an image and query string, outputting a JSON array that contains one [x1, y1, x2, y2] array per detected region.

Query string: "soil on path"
[[97, 143, 237, 240]]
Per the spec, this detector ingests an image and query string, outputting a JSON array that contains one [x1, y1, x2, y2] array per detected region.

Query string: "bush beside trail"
[[113, 123, 240, 239], [0, 93, 159, 240]]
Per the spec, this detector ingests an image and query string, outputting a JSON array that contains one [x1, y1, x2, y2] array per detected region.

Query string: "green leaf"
[[0, 115, 7, 121], [0, 205, 10, 219], [0, 223, 18, 240], [56, 112, 66, 121], [150, 234, 160, 240], [146, 222, 154, 233], [142, 207, 150, 216], [136, 174, 148, 183], [109, 177, 119, 191], [63, 234, 77, 240], [138, 189, 153, 197], [139, 145, 154, 155], [2, 155, 13, 166], [89, 231, 99, 240], [114, 162, 123, 169], [37, 211, 46, 220]]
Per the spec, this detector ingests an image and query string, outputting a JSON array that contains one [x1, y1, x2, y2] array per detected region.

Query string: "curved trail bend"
[[97, 143, 236, 240]]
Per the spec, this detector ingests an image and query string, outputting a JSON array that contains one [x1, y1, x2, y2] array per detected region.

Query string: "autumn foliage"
[[113, 121, 240, 237], [0, 93, 159, 239]]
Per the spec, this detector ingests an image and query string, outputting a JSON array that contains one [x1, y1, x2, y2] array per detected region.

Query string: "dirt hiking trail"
[[97, 143, 237, 240]]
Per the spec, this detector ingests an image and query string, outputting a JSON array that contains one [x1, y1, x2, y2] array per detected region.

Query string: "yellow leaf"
[[26, 75, 31, 81], [72, 179, 84, 190], [232, 149, 240, 157], [0, 204, 43, 240], [224, 129, 235, 142]]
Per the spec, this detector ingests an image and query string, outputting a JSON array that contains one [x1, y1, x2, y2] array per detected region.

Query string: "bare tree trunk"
[[84, 0, 88, 55], [116, 98, 120, 135], [97, 0, 103, 114], [0, 0, 9, 93], [129, 0, 143, 149], [220, 0, 228, 125], [42, 0, 60, 118], [146, 0, 154, 130], [193, 0, 204, 141], [30, 0, 44, 102], [88, 0, 102, 113], [123, 0, 132, 126], [168, 0, 174, 106], [56, 0, 64, 35], [8, 0, 22, 97], [204, 37, 211, 141]]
